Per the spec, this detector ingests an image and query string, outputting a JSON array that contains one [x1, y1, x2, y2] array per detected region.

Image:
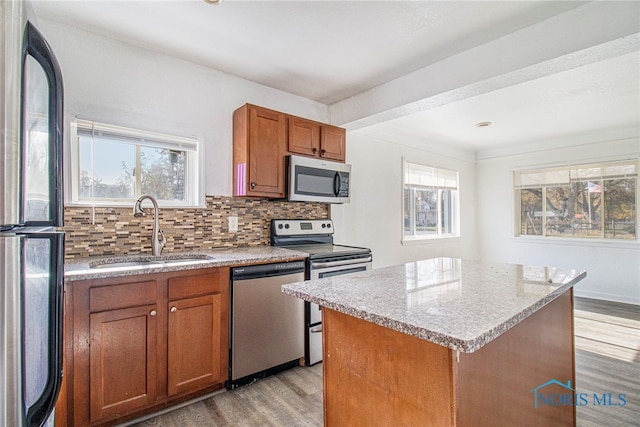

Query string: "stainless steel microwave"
[[287, 155, 351, 203]]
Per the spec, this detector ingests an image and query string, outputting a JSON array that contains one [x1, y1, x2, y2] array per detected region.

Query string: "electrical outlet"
[[228, 216, 239, 232]]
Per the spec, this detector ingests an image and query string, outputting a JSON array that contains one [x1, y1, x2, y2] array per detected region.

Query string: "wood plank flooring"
[[125, 364, 323, 427], [127, 297, 639, 427], [573, 297, 639, 427]]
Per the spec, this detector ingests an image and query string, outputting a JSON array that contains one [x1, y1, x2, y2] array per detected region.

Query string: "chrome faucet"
[[133, 194, 167, 256]]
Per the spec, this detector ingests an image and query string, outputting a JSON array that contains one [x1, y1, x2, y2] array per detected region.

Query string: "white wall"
[[38, 18, 639, 304], [331, 132, 477, 269], [38, 19, 328, 198], [477, 137, 640, 304]]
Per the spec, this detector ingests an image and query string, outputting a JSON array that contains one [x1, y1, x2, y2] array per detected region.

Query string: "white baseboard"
[[573, 288, 640, 306]]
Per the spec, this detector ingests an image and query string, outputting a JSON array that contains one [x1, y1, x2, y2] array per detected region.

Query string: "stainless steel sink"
[[89, 254, 215, 269]]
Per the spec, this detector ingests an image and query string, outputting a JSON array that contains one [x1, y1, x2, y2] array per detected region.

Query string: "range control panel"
[[271, 219, 333, 237]]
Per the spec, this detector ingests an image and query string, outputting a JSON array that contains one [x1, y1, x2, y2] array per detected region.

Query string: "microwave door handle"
[[333, 172, 340, 196]]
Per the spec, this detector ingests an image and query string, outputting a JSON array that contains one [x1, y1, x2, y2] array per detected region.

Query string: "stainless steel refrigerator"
[[1, 1, 65, 426]]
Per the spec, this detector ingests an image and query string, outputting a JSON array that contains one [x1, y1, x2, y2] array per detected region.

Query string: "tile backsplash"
[[63, 196, 329, 259]]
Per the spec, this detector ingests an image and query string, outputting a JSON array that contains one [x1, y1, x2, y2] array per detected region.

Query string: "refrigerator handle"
[[21, 21, 64, 228], [24, 233, 64, 427]]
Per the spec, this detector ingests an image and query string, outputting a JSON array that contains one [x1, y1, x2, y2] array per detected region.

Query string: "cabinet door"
[[288, 117, 320, 157], [320, 125, 346, 162], [167, 294, 225, 396], [89, 305, 157, 423], [247, 106, 286, 197]]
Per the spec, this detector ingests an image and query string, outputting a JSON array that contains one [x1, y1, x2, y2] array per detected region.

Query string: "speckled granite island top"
[[65, 246, 308, 282], [282, 257, 586, 353]]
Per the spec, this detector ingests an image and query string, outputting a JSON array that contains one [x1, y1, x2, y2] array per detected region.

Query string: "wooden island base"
[[322, 290, 575, 427]]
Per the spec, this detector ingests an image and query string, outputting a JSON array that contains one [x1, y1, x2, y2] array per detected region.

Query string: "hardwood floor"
[[574, 297, 639, 427], [126, 364, 323, 427], [127, 297, 639, 427]]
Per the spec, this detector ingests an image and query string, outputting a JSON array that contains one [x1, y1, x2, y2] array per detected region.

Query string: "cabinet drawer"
[[89, 280, 157, 312], [168, 270, 226, 300]]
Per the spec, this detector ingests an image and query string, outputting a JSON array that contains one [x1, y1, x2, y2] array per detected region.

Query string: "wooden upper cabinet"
[[320, 124, 346, 162], [233, 103, 348, 198], [288, 117, 346, 162], [233, 104, 286, 198], [288, 117, 320, 157]]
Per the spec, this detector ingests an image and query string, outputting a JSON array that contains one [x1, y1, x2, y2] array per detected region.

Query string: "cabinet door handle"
[[250, 182, 257, 189], [149, 310, 157, 316], [170, 306, 177, 313]]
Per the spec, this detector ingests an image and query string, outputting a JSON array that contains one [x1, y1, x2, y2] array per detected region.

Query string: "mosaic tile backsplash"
[[63, 196, 329, 259]]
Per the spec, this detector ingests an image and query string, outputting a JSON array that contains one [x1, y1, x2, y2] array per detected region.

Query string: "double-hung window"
[[68, 119, 202, 206], [514, 160, 637, 240], [403, 160, 459, 241]]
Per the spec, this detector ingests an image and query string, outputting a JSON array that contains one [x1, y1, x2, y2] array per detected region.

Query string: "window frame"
[[401, 158, 460, 243], [67, 119, 204, 207], [514, 159, 638, 241]]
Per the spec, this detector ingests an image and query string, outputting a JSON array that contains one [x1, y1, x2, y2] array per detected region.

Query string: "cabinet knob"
[[170, 306, 177, 313], [149, 310, 157, 316], [250, 182, 257, 189], [312, 147, 318, 154], [321, 149, 327, 156]]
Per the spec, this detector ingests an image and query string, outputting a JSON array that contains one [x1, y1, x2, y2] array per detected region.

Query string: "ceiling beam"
[[330, 1, 640, 131]]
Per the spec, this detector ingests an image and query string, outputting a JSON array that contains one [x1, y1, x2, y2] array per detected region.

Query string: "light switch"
[[228, 216, 239, 232]]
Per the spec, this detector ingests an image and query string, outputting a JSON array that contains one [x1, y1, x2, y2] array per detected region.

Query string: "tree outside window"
[[70, 120, 200, 206], [403, 161, 459, 241], [515, 161, 637, 240]]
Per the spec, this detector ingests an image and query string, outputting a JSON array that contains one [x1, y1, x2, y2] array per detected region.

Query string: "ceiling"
[[31, 0, 640, 153]]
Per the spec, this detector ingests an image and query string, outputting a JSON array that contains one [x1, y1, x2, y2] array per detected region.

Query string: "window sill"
[[401, 235, 461, 246], [512, 235, 639, 250]]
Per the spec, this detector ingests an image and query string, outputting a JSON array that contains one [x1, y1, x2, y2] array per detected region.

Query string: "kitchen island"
[[282, 257, 587, 427]]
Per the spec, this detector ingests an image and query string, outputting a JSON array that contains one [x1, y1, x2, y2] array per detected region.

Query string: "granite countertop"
[[64, 246, 308, 282], [282, 257, 586, 353]]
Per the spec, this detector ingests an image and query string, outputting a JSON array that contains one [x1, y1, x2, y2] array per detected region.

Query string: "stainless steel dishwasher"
[[226, 260, 305, 389]]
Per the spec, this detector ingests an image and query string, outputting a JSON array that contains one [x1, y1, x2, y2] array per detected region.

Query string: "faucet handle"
[[158, 230, 167, 247]]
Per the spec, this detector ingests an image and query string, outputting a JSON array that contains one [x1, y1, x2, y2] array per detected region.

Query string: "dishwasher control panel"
[[231, 260, 305, 280]]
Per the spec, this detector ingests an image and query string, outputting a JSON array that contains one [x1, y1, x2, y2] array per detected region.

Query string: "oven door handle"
[[310, 256, 372, 269]]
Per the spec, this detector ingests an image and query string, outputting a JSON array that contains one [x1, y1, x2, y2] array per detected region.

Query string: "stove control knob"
[[285, 224, 290, 229], [327, 223, 332, 228], [321, 223, 326, 228], [278, 224, 283, 229]]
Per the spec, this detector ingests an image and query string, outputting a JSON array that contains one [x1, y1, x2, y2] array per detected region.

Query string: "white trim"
[[401, 236, 461, 246], [513, 158, 638, 241], [67, 119, 204, 207], [511, 235, 639, 250], [401, 157, 461, 243], [75, 119, 198, 151], [574, 289, 640, 306]]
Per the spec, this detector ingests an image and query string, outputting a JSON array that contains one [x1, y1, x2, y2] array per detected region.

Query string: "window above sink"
[[67, 119, 204, 207]]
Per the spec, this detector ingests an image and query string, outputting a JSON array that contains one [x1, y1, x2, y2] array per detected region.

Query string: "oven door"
[[306, 259, 371, 365], [308, 259, 371, 324]]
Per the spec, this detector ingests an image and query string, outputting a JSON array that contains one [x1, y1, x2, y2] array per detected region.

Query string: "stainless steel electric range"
[[271, 219, 372, 365]]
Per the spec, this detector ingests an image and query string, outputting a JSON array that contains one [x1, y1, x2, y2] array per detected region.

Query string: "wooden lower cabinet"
[[59, 267, 229, 426], [89, 305, 158, 422], [167, 294, 224, 396]]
